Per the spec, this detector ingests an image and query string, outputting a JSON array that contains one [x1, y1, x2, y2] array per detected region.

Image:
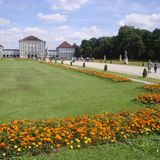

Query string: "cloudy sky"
[[0, 0, 160, 49]]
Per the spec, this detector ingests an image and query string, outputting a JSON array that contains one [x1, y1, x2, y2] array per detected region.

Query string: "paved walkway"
[[129, 78, 155, 84], [59, 61, 160, 81]]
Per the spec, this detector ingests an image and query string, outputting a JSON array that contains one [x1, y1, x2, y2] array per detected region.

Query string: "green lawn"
[[18, 134, 160, 160], [1, 59, 158, 160], [0, 59, 145, 122]]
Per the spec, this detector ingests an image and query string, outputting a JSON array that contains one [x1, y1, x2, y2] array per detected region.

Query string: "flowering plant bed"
[[0, 108, 159, 159], [142, 84, 160, 92], [134, 93, 160, 105], [41, 62, 131, 82]]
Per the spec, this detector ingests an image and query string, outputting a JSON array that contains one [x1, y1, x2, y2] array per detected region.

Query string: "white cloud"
[[0, 26, 107, 49], [54, 36, 65, 42], [71, 26, 106, 40], [24, 27, 47, 34], [37, 13, 67, 23], [118, 13, 160, 29], [98, 0, 160, 16], [0, 27, 47, 48], [50, 0, 88, 11], [57, 25, 70, 30], [0, 18, 10, 26]]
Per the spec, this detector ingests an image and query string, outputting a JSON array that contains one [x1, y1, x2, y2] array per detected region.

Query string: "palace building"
[[0, 36, 75, 59], [0, 44, 19, 58], [19, 36, 46, 58], [56, 41, 75, 59]]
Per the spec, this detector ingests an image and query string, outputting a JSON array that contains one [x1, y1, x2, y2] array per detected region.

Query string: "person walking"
[[154, 62, 158, 73], [147, 60, 152, 74]]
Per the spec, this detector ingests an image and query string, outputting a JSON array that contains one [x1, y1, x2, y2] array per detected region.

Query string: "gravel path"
[[60, 61, 160, 81]]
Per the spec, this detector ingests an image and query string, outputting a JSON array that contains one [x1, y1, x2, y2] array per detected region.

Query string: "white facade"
[[56, 41, 75, 59], [0, 40, 76, 59], [19, 36, 46, 58], [0, 45, 20, 58], [57, 48, 75, 59], [48, 50, 58, 58], [1, 49, 19, 58]]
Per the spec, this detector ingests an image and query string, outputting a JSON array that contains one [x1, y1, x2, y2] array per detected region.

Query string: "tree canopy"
[[75, 26, 160, 60]]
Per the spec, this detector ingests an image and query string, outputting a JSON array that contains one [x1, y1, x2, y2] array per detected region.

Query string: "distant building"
[[19, 35, 46, 58], [2, 49, 19, 58], [0, 38, 75, 59], [0, 44, 20, 58], [48, 50, 58, 58], [56, 41, 75, 59]]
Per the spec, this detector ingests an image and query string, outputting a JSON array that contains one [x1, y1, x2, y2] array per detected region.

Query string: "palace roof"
[[56, 41, 74, 49], [19, 35, 43, 42]]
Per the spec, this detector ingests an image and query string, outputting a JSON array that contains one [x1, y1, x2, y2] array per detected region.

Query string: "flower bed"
[[41, 62, 131, 82], [135, 93, 160, 104], [0, 108, 159, 159], [142, 84, 160, 92]]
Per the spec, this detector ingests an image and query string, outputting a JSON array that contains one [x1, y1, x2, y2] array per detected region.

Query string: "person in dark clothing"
[[154, 62, 158, 73]]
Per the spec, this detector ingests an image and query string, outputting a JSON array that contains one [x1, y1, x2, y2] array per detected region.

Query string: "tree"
[[152, 29, 160, 60], [74, 45, 81, 58], [116, 26, 145, 59], [79, 26, 160, 61], [148, 49, 155, 59], [140, 29, 152, 60], [81, 40, 92, 57]]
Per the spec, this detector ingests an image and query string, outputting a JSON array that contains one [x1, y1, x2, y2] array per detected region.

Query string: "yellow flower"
[[70, 145, 73, 149], [111, 138, 116, 142], [104, 136, 108, 140], [28, 146, 31, 149], [77, 145, 80, 148], [3, 153, 6, 157], [14, 145, 18, 149], [17, 148, 21, 152], [124, 135, 127, 139]]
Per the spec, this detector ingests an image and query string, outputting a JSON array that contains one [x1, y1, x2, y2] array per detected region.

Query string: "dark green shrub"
[[70, 61, 72, 66], [83, 62, 85, 68], [104, 64, 108, 71], [61, 60, 63, 64], [143, 68, 148, 78]]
